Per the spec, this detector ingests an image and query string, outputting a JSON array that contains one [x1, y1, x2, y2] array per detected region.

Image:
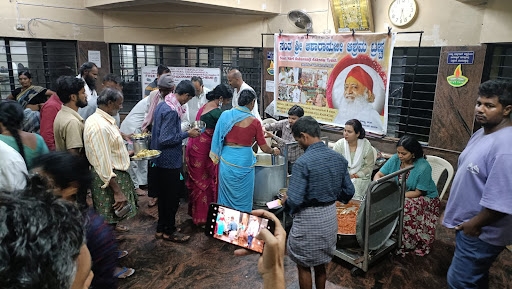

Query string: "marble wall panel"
[[428, 45, 487, 151]]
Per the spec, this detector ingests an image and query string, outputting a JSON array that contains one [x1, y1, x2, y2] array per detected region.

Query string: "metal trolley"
[[333, 166, 414, 277]]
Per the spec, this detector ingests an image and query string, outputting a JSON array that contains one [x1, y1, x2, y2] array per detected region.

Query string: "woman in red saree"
[[185, 84, 232, 226]]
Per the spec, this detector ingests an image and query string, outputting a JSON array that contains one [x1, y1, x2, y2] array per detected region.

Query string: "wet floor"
[[115, 196, 512, 289]]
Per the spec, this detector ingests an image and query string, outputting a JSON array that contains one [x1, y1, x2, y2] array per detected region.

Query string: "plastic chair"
[[425, 155, 454, 201]]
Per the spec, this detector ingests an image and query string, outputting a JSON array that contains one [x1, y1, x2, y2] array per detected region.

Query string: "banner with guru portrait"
[[273, 33, 395, 135]]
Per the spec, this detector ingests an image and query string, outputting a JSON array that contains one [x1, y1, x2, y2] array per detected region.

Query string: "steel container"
[[253, 153, 286, 207], [133, 138, 149, 154]]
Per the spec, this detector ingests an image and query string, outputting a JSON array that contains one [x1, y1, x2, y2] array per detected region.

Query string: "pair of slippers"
[[115, 252, 134, 279], [114, 267, 135, 279], [155, 231, 190, 243]]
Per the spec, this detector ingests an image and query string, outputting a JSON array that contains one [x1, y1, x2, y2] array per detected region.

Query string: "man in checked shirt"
[[263, 104, 304, 174]]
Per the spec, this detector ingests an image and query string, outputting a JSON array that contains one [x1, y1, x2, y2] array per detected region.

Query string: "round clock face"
[[388, 0, 417, 27]]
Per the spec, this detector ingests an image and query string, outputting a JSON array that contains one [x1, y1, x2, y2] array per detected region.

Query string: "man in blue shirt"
[[150, 80, 201, 242], [283, 116, 354, 289], [228, 216, 238, 243]]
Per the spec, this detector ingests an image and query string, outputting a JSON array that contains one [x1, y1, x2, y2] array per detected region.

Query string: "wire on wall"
[[27, 18, 202, 37], [16, 1, 87, 11]]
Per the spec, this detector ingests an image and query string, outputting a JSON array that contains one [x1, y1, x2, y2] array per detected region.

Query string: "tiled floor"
[[115, 196, 512, 289]]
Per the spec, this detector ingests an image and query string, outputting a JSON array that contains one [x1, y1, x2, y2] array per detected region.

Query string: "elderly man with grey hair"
[[84, 88, 138, 232]]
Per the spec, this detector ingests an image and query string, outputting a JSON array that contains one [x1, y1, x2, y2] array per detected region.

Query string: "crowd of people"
[[0, 59, 510, 289]]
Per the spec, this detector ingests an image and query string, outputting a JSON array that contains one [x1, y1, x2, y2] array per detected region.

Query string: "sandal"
[[155, 232, 164, 239], [115, 224, 129, 232], [117, 250, 128, 259], [162, 231, 190, 243], [114, 267, 135, 279]]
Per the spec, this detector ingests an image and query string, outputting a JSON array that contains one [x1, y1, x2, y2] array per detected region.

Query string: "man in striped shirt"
[[83, 88, 138, 231]]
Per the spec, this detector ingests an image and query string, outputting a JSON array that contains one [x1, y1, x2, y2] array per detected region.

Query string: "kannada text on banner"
[[273, 33, 395, 135]]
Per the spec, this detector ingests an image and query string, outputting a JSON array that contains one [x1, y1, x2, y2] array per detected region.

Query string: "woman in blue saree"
[[210, 89, 280, 212]]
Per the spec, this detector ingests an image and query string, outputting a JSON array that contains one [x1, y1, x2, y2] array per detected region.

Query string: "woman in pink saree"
[[185, 84, 232, 226]]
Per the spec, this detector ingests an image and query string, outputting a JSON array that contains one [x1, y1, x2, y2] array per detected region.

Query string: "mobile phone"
[[115, 203, 132, 218], [205, 203, 275, 254]]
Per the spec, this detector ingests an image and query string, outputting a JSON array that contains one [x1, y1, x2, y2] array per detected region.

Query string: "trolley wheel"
[[350, 267, 364, 277]]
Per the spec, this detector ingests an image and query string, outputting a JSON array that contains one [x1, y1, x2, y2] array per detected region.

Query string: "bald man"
[[333, 66, 383, 133], [227, 69, 262, 122]]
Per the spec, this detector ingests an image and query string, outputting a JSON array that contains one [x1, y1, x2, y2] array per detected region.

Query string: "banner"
[[141, 66, 221, 98], [274, 33, 395, 135]]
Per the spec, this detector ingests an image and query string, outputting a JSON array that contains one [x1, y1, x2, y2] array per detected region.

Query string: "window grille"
[[0, 38, 77, 99], [483, 44, 512, 81], [387, 47, 441, 143], [110, 44, 262, 112]]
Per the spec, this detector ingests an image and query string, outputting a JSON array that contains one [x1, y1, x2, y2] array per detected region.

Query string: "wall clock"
[[388, 0, 418, 27], [331, 0, 374, 32]]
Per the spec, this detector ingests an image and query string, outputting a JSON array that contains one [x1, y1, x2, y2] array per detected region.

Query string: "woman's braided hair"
[[0, 100, 26, 163]]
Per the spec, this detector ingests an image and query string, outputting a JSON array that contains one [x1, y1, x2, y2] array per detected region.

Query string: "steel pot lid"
[[356, 180, 401, 250]]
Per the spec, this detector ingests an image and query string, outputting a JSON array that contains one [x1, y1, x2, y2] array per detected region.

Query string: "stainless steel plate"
[[131, 150, 161, 161]]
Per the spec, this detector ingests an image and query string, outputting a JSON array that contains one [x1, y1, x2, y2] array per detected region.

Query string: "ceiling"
[[87, 0, 279, 15]]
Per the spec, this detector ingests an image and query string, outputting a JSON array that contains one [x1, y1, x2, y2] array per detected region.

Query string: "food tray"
[[131, 150, 161, 161]]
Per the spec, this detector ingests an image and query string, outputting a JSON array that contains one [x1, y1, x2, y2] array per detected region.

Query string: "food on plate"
[[336, 201, 360, 235], [132, 132, 151, 139], [133, 149, 159, 159]]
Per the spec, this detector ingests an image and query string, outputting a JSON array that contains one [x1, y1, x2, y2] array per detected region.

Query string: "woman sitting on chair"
[[373, 135, 440, 256], [333, 119, 375, 201]]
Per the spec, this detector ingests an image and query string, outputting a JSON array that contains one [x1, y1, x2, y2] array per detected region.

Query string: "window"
[[110, 44, 262, 112], [0, 39, 77, 99], [483, 44, 512, 81], [387, 47, 441, 143]]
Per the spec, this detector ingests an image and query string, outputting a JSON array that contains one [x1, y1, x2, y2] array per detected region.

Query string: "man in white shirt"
[[77, 62, 99, 121], [120, 97, 149, 197], [183, 76, 211, 126], [78, 65, 121, 127], [227, 69, 262, 122], [0, 140, 27, 191]]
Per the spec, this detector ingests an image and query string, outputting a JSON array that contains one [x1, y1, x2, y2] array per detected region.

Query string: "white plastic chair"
[[425, 155, 454, 201]]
